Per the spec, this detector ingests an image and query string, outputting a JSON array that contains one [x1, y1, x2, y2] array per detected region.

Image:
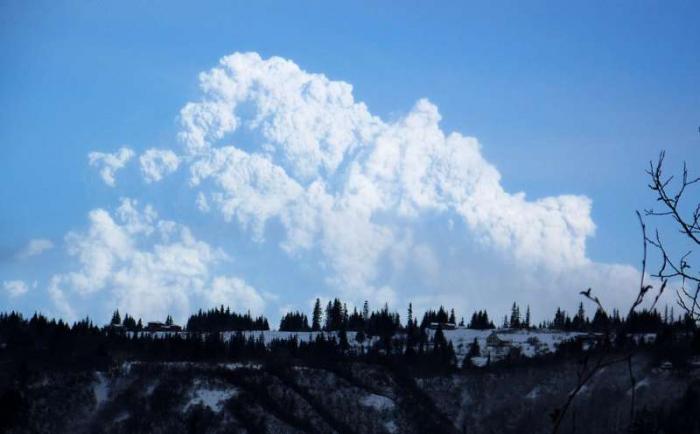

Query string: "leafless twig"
[[554, 150, 699, 433], [553, 213, 662, 433], [644, 151, 700, 322]]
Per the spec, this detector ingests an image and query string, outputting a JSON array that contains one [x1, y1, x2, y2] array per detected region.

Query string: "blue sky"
[[1, 1, 698, 325]]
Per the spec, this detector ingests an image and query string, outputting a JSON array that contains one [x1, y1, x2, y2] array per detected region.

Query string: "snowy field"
[[437, 328, 585, 366], [131, 328, 587, 366]]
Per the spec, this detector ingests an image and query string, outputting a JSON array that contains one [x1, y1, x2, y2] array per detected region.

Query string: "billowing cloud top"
[[39, 52, 640, 322], [176, 53, 621, 299]]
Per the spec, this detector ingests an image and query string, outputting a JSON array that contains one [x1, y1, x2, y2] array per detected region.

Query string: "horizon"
[[0, 293, 681, 332]]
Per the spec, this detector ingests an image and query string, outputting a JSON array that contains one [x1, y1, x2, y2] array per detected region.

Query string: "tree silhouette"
[[311, 298, 322, 331]]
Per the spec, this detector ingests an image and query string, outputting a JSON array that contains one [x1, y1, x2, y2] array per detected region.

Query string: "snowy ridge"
[[131, 328, 586, 365]]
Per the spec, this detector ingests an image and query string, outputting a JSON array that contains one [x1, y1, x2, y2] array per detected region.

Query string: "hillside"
[[5, 354, 699, 434]]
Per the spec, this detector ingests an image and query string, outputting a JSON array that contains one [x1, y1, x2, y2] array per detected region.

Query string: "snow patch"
[[470, 356, 489, 367], [145, 381, 158, 395], [360, 393, 395, 411], [384, 420, 398, 433], [186, 384, 238, 412], [221, 362, 262, 370], [93, 372, 109, 407], [628, 378, 650, 395], [526, 386, 540, 399]]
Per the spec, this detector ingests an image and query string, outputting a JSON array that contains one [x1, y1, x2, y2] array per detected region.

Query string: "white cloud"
[[17, 238, 54, 259], [139, 148, 180, 182], [88, 147, 135, 187], [206, 276, 265, 314], [170, 52, 640, 314], [3, 280, 29, 297], [196, 192, 210, 212], [48, 198, 265, 323], [48, 282, 76, 321], [190, 146, 303, 240]]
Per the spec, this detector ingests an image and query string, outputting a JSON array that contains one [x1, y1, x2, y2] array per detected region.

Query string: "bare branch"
[[646, 152, 700, 245]]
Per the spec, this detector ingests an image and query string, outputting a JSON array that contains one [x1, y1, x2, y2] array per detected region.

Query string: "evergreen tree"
[[324, 301, 333, 330], [186, 307, 269, 332], [420, 306, 450, 328], [123, 314, 137, 330], [509, 302, 521, 328], [312, 298, 322, 331], [467, 337, 481, 357], [524, 306, 531, 329], [346, 308, 365, 331], [323, 298, 345, 330], [338, 328, 349, 352], [573, 302, 586, 330], [432, 325, 456, 367], [591, 308, 609, 332], [577, 302, 585, 321], [433, 326, 448, 352], [449, 309, 456, 324], [468, 310, 494, 329], [165, 315, 173, 326], [279, 311, 311, 331], [110, 310, 121, 326], [355, 329, 366, 345], [553, 308, 567, 329], [366, 304, 401, 337]]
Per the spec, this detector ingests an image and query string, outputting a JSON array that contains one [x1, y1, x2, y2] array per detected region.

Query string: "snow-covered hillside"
[[134, 328, 586, 366]]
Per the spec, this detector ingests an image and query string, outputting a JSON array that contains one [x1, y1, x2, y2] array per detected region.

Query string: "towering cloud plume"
[[48, 52, 639, 322], [168, 52, 639, 313]]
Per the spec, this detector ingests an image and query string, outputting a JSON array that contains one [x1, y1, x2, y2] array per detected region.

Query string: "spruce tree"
[[573, 302, 585, 330], [312, 298, 322, 331], [338, 328, 349, 352], [324, 301, 333, 330], [509, 303, 520, 328], [525, 305, 531, 329], [110, 310, 121, 326], [467, 337, 481, 357]]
